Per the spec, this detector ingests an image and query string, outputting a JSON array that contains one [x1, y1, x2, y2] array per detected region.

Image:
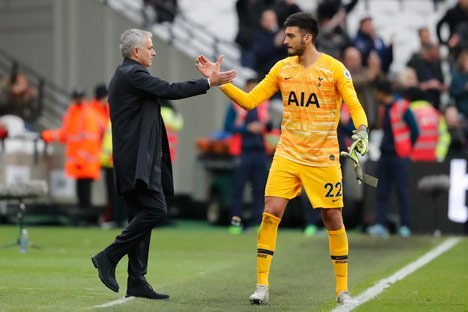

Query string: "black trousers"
[[104, 168, 126, 226], [76, 178, 93, 209], [104, 182, 167, 287]]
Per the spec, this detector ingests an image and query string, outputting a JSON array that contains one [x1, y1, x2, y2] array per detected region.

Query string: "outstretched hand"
[[195, 55, 236, 87]]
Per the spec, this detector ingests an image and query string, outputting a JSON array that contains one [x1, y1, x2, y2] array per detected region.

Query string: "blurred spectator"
[[142, 0, 178, 26], [444, 105, 468, 158], [275, 0, 302, 28], [42, 88, 106, 225], [342, 47, 381, 128], [161, 99, 184, 162], [252, 9, 287, 77], [449, 49, 468, 118], [407, 43, 447, 110], [90, 84, 110, 123], [418, 27, 434, 47], [301, 191, 323, 237], [436, 0, 468, 62], [0, 121, 7, 140], [315, 3, 350, 59], [223, 78, 270, 233], [100, 118, 126, 228], [353, 16, 394, 73], [235, 0, 275, 69], [92, 85, 126, 229], [397, 68, 450, 162], [316, 0, 359, 26], [160, 99, 184, 225], [0, 66, 43, 128], [367, 79, 419, 238], [408, 27, 437, 67]]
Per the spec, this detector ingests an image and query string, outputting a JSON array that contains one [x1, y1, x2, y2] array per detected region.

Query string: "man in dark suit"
[[91, 29, 236, 300]]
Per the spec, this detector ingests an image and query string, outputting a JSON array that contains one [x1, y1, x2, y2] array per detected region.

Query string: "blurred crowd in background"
[[0, 0, 466, 235]]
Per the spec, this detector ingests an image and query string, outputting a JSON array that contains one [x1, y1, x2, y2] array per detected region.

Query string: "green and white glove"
[[351, 125, 368, 156]]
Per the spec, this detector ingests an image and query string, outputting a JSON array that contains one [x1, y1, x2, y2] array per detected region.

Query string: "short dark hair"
[[94, 84, 108, 99], [374, 78, 393, 95], [284, 12, 319, 43]]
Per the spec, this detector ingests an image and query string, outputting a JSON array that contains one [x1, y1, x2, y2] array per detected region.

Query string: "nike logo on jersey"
[[285, 76, 293, 80]]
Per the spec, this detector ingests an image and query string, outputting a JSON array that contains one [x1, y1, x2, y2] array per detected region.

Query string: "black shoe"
[[126, 283, 169, 300], [91, 251, 119, 292]]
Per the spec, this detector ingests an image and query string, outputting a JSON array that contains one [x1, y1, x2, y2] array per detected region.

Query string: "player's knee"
[[264, 197, 288, 218], [321, 208, 343, 230]]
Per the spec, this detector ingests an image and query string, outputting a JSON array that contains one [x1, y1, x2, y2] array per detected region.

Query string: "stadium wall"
[[0, 0, 228, 198]]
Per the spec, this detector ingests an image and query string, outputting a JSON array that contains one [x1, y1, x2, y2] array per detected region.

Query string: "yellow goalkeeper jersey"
[[220, 53, 368, 167]]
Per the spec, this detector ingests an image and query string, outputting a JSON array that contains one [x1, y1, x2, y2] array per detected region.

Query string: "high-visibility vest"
[[410, 100, 450, 162], [389, 99, 412, 157], [230, 101, 269, 156], [42, 102, 104, 179], [100, 120, 113, 168], [161, 106, 183, 163]]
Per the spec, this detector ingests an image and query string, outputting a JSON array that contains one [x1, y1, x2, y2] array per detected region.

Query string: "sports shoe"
[[304, 225, 318, 237], [249, 284, 269, 305], [228, 225, 242, 235], [398, 226, 411, 238], [336, 291, 358, 304], [367, 224, 389, 239]]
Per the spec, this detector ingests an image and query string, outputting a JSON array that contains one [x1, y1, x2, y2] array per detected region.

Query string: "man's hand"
[[352, 125, 368, 156], [195, 55, 236, 86]]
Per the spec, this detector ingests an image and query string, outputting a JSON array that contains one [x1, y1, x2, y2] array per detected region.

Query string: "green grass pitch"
[[0, 222, 466, 311]]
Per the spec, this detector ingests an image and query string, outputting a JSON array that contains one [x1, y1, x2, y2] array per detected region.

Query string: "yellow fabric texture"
[[220, 54, 368, 167], [328, 227, 349, 295], [257, 212, 281, 287], [266, 155, 343, 208]]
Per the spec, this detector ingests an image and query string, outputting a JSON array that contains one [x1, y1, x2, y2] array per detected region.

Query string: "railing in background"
[[363, 0, 448, 11], [0, 47, 69, 130]]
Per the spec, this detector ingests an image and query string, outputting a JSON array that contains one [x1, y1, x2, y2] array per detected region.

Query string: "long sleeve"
[[403, 108, 420, 144], [129, 68, 209, 100], [220, 61, 281, 110], [333, 61, 368, 129]]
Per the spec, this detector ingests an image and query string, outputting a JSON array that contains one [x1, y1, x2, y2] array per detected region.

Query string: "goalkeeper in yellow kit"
[[196, 12, 368, 305]]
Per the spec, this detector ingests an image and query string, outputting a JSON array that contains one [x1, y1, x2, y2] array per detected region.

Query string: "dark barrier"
[[363, 159, 466, 235]]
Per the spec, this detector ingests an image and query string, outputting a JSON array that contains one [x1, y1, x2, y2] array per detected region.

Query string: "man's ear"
[[133, 47, 139, 58]]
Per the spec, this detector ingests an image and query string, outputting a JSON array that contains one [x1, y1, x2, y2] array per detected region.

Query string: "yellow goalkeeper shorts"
[[265, 155, 343, 208]]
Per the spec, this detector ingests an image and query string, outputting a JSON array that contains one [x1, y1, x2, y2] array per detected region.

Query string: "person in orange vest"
[[42, 88, 106, 225], [224, 78, 270, 234], [160, 99, 183, 163], [90, 84, 110, 123], [368, 79, 420, 238], [397, 67, 451, 162], [92, 84, 127, 228]]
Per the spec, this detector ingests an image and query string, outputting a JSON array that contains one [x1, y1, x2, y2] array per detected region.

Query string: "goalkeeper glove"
[[351, 125, 368, 156]]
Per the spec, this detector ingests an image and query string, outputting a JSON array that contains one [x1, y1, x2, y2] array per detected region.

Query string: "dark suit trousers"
[[376, 154, 411, 227], [104, 182, 167, 287]]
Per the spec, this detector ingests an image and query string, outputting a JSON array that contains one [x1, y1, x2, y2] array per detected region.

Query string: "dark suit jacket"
[[108, 58, 209, 196]]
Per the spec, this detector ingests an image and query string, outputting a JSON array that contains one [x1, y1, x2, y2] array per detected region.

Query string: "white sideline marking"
[[93, 296, 134, 308], [332, 237, 461, 312]]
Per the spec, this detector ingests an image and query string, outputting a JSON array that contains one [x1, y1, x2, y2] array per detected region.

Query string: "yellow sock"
[[256, 212, 281, 287], [328, 227, 349, 296]]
